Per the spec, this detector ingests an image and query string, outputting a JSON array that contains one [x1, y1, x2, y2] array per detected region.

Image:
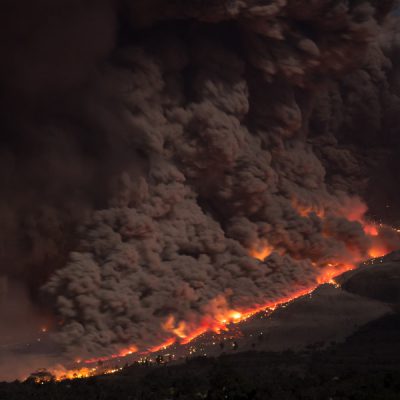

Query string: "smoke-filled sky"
[[1, 0, 400, 368]]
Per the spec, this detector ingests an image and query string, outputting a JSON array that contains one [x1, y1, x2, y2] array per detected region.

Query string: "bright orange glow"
[[180, 326, 209, 345], [291, 199, 325, 218], [162, 316, 189, 339], [341, 199, 368, 222], [361, 221, 392, 258], [164, 264, 357, 346], [118, 345, 139, 357], [46, 260, 368, 380], [147, 338, 176, 353], [33, 364, 126, 383], [38, 366, 98, 382], [316, 263, 355, 285], [250, 245, 273, 261], [368, 245, 388, 259], [363, 223, 379, 236], [55, 367, 94, 380], [48, 197, 400, 383], [229, 311, 242, 321]]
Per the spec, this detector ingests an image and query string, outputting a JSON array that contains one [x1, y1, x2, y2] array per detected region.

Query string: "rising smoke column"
[[0, 0, 399, 360]]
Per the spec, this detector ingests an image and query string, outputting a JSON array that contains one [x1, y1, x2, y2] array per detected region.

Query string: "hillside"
[[2, 312, 400, 399]]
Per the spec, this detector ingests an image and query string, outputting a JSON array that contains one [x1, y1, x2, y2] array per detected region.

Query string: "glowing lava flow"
[[51, 367, 97, 381], [110, 216, 398, 357], [147, 338, 177, 353], [83, 345, 138, 364], [292, 198, 397, 261], [363, 222, 397, 259], [31, 365, 127, 383], [45, 208, 400, 382], [57, 283, 329, 381], [34, 276, 342, 383]]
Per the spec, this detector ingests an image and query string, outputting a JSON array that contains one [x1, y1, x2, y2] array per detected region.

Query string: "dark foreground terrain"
[[2, 312, 400, 400]]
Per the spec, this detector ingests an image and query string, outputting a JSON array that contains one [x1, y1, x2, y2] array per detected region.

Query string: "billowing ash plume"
[[1, 0, 400, 359]]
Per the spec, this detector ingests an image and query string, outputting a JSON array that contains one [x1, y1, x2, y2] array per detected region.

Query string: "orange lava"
[[163, 264, 357, 347], [316, 263, 356, 285], [162, 316, 189, 339], [180, 326, 209, 345], [147, 338, 176, 353], [362, 222, 394, 259], [250, 245, 273, 261], [31, 365, 126, 383], [368, 245, 388, 259], [50, 199, 400, 381], [292, 200, 325, 218], [118, 345, 139, 357], [40, 366, 97, 382]]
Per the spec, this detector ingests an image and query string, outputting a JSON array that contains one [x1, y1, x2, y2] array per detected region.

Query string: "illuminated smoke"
[[0, 0, 400, 363]]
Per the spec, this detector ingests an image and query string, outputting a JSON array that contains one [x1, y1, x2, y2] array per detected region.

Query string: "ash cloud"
[[1, 0, 400, 360]]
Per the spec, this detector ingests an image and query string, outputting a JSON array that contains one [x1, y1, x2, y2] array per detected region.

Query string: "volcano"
[[0, 0, 399, 384]]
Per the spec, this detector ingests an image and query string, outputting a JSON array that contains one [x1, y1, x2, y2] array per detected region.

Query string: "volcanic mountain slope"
[[128, 252, 400, 363], [339, 250, 400, 304], [240, 252, 400, 352], [4, 265, 400, 399], [60, 254, 397, 365], [1, 253, 399, 385], [151, 276, 393, 361]]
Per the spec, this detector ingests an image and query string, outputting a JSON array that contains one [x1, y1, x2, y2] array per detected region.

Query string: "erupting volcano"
[[0, 0, 400, 382], [57, 217, 399, 373]]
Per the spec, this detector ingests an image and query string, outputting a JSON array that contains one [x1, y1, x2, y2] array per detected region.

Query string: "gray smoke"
[[1, 0, 399, 359]]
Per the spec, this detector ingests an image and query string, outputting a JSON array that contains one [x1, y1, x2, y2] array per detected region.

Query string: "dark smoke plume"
[[0, 0, 399, 359]]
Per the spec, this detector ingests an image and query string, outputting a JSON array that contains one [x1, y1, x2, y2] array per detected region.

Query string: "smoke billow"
[[1, 0, 400, 360]]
